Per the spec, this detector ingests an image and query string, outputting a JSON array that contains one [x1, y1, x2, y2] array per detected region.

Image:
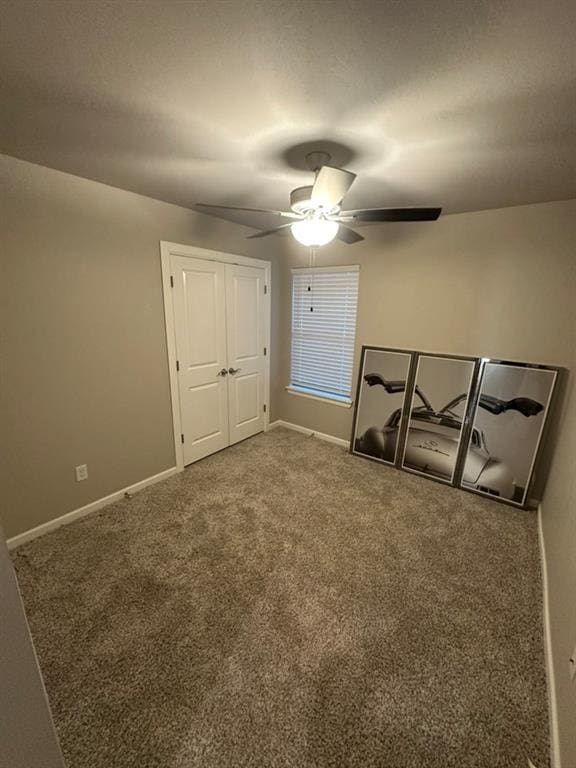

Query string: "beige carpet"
[[13, 428, 549, 768]]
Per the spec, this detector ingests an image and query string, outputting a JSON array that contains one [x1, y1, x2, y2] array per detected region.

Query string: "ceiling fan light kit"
[[291, 217, 339, 247], [196, 151, 442, 247], [289, 179, 341, 246]]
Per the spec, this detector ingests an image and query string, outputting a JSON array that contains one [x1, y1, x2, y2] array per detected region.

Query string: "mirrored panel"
[[352, 348, 413, 465], [401, 355, 476, 483], [461, 362, 557, 506]]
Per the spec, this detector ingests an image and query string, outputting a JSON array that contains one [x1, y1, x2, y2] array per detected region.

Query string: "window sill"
[[286, 386, 353, 408]]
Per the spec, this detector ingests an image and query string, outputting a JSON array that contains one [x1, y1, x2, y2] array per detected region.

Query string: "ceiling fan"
[[196, 151, 441, 247]]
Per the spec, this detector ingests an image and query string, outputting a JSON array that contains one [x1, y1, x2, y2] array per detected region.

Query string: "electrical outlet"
[[570, 642, 576, 682], [75, 464, 88, 482]]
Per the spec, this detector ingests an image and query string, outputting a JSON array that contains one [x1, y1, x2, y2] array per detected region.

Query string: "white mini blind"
[[290, 266, 359, 401]]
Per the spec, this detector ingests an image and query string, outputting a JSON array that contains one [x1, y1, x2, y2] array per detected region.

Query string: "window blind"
[[290, 266, 359, 401]]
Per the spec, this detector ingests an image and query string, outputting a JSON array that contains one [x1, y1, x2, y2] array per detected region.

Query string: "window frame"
[[287, 265, 360, 408]]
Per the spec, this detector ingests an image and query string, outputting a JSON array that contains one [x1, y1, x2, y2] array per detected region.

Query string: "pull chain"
[[308, 247, 317, 312], [309, 246, 316, 269]]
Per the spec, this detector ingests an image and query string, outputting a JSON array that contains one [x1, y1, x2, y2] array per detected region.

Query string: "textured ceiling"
[[1, 0, 575, 219]]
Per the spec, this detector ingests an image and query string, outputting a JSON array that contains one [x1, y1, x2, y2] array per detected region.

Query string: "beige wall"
[[0, 154, 283, 540], [542, 353, 576, 767], [0, 524, 65, 768], [275, 198, 576, 766], [276, 200, 575, 443]]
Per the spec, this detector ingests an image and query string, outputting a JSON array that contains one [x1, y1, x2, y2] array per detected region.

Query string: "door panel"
[[180, 382, 225, 442], [171, 255, 229, 464], [226, 264, 266, 444], [233, 276, 259, 360], [183, 270, 219, 367], [234, 373, 260, 425]]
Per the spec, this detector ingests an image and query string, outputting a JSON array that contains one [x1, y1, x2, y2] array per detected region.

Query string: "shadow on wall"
[[532, 368, 571, 501], [282, 220, 440, 269]]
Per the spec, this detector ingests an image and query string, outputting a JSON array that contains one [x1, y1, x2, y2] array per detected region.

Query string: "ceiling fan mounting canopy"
[[196, 153, 442, 247], [305, 150, 332, 172]]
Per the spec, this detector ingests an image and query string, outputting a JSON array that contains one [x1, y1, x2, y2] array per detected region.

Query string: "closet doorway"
[[161, 243, 271, 468]]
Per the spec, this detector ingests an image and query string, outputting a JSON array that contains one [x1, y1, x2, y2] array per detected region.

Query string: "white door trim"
[[160, 242, 271, 471]]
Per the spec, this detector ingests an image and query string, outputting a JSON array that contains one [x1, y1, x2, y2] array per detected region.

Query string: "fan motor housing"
[[290, 185, 339, 215], [290, 186, 314, 214]]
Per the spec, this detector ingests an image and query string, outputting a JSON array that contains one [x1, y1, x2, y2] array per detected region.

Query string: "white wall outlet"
[[570, 642, 576, 682], [75, 464, 88, 482]]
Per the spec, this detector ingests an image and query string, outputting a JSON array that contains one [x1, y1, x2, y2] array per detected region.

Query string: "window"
[[289, 266, 359, 405]]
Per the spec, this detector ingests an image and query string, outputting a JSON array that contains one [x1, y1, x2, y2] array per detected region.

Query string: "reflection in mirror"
[[401, 355, 475, 483], [461, 363, 557, 505], [353, 349, 412, 465]]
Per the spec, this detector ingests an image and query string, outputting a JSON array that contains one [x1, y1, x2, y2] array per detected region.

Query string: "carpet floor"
[[13, 428, 549, 768]]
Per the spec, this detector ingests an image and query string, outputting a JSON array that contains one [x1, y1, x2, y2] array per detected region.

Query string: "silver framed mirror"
[[351, 346, 414, 466], [400, 353, 477, 484], [459, 360, 558, 507]]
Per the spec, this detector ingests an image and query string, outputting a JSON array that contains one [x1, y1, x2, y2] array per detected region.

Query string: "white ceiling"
[[1, 0, 575, 221]]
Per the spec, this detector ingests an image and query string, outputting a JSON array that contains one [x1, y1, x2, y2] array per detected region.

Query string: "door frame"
[[160, 241, 272, 471]]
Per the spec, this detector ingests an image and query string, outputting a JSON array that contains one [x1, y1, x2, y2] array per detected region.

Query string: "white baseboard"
[[7, 466, 180, 550], [538, 503, 562, 768], [8, 425, 346, 549], [268, 419, 349, 449]]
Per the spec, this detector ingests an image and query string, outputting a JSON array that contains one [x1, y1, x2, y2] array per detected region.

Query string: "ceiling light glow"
[[291, 218, 339, 247]]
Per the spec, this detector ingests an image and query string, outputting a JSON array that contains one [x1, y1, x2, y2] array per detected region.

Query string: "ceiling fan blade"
[[311, 166, 356, 208], [336, 225, 364, 244], [338, 207, 442, 222], [247, 222, 294, 239], [196, 203, 298, 219]]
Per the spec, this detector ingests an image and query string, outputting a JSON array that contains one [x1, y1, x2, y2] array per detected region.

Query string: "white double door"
[[171, 255, 267, 466]]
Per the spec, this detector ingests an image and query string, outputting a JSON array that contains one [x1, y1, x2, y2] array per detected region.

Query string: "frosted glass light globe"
[[291, 218, 339, 247]]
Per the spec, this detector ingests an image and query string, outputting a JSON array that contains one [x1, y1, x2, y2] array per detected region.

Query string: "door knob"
[[228, 367, 241, 375], [217, 368, 228, 376]]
